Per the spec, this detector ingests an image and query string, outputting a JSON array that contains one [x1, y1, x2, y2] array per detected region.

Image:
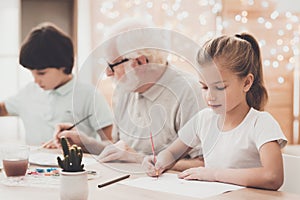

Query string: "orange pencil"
[[150, 132, 159, 177]]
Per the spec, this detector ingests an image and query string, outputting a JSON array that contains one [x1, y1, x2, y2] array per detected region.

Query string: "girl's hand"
[[142, 155, 164, 177], [178, 167, 217, 181]]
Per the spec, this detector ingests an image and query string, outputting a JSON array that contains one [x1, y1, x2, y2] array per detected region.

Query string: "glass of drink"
[[0, 144, 29, 183]]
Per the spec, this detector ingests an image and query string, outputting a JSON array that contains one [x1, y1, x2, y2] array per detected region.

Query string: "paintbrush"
[[37, 114, 93, 149]]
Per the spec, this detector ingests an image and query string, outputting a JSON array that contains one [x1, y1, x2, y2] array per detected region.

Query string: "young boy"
[[0, 22, 113, 147]]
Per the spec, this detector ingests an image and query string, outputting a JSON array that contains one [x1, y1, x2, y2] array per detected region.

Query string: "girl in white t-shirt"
[[143, 33, 287, 190]]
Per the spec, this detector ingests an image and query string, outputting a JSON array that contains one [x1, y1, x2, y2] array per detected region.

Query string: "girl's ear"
[[243, 73, 254, 92]]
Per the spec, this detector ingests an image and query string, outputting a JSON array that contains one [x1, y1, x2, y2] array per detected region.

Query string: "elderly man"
[[54, 18, 205, 171]]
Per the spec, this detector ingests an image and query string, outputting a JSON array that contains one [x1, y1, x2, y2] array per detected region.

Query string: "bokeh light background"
[[89, 0, 300, 144]]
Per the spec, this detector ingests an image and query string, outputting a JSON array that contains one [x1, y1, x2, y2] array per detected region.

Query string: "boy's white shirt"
[[4, 77, 113, 145], [179, 107, 287, 168]]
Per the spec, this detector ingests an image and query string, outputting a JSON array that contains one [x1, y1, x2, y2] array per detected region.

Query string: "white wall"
[[0, 0, 27, 143], [0, 0, 92, 143], [77, 0, 92, 70]]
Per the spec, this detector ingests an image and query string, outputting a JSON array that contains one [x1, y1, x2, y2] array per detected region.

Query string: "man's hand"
[[43, 123, 86, 149], [97, 140, 143, 163]]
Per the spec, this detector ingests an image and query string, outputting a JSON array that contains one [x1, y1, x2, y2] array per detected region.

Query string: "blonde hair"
[[197, 33, 268, 110]]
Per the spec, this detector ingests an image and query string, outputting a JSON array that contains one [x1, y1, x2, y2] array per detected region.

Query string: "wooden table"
[[0, 155, 300, 200]]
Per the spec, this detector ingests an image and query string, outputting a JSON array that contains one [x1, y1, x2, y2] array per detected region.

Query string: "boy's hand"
[[42, 139, 58, 149]]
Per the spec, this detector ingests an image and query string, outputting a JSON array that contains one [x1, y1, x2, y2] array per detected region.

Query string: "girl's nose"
[[207, 95, 216, 101], [206, 91, 216, 101]]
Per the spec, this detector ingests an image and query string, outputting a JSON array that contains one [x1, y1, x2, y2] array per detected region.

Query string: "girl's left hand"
[[178, 167, 216, 181]]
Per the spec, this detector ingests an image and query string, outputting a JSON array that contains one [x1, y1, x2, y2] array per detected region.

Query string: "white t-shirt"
[[5, 77, 113, 145], [179, 108, 287, 168]]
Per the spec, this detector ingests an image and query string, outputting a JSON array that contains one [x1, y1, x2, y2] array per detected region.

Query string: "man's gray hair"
[[104, 18, 169, 65]]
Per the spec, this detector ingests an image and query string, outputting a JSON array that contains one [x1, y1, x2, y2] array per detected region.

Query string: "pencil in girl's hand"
[[150, 132, 159, 177], [150, 132, 156, 163]]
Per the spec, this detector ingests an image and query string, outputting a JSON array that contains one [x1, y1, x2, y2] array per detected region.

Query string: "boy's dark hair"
[[19, 22, 74, 74]]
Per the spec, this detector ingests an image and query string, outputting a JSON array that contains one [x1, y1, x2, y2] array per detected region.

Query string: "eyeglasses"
[[107, 56, 149, 72], [107, 58, 130, 72]]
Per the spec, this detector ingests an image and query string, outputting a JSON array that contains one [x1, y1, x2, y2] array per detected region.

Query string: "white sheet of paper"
[[121, 173, 244, 199], [29, 152, 98, 167]]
